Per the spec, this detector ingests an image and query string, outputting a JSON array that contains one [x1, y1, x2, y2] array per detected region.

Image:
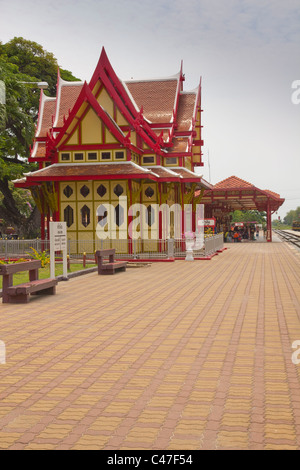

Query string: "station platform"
[[0, 237, 300, 450]]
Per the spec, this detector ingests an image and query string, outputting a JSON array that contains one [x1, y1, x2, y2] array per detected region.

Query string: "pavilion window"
[[97, 184, 107, 198], [64, 205, 74, 228], [63, 185, 73, 198], [81, 205, 90, 227], [97, 205, 108, 227], [165, 157, 178, 165], [74, 152, 84, 161], [61, 153, 71, 162], [114, 184, 124, 197], [114, 204, 124, 227], [143, 156, 155, 164], [87, 152, 98, 161], [145, 186, 155, 199], [101, 151, 111, 161], [115, 151, 125, 160], [80, 185, 90, 198], [146, 205, 155, 227]]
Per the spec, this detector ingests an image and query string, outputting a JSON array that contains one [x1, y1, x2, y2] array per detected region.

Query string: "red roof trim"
[[53, 83, 129, 150], [89, 48, 164, 155], [25, 173, 157, 183]]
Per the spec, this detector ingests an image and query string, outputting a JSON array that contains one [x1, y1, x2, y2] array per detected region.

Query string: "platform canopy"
[[201, 176, 284, 212], [201, 176, 285, 242]]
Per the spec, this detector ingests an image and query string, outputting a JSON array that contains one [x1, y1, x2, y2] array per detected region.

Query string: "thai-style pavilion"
[[15, 48, 212, 252]]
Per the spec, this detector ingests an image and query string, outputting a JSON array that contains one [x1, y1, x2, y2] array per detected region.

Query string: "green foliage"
[[26, 247, 50, 268], [0, 183, 35, 221], [284, 207, 300, 226], [0, 37, 80, 236], [1, 37, 80, 97], [0, 258, 28, 264], [231, 210, 266, 224], [272, 219, 291, 230], [0, 56, 36, 159]]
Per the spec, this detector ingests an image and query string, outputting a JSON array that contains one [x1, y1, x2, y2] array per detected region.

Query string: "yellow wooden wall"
[[60, 180, 161, 253]]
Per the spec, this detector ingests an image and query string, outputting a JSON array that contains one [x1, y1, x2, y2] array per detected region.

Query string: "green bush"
[[26, 247, 50, 268]]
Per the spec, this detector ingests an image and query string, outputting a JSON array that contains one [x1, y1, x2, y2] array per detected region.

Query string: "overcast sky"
[[0, 0, 299, 219]]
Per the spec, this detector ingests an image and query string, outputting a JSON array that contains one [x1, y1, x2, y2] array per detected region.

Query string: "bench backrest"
[[0, 260, 41, 275], [95, 249, 115, 266]]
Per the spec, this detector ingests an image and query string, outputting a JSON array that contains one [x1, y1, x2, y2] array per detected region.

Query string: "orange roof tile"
[[39, 100, 56, 138], [176, 93, 196, 132], [149, 167, 180, 180], [125, 79, 178, 124], [263, 189, 282, 199], [31, 142, 47, 159], [55, 83, 83, 128], [168, 138, 189, 153], [25, 162, 156, 181], [214, 176, 254, 189]]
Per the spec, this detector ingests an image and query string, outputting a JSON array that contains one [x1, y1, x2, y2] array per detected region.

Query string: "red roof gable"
[[214, 176, 254, 189]]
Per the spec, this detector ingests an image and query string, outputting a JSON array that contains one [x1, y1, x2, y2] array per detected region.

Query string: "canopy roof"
[[201, 176, 285, 213], [14, 163, 211, 190]]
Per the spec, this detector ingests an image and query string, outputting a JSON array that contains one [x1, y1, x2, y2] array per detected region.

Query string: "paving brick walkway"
[[0, 240, 300, 450]]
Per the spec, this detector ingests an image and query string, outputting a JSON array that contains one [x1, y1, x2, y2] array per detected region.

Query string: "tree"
[[284, 207, 300, 226], [231, 210, 266, 225], [0, 38, 80, 237]]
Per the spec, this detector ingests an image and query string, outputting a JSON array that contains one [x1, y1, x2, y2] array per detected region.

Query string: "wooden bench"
[[95, 249, 127, 275], [0, 260, 57, 304]]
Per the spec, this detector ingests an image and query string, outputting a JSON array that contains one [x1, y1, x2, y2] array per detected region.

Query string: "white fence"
[[0, 234, 224, 260]]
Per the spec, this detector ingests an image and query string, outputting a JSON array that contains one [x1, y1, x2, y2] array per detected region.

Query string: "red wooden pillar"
[[158, 183, 163, 253], [192, 197, 196, 233], [181, 184, 185, 251], [40, 213, 45, 252], [266, 198, 272, 242], [53, 181, 60, 222], [128, 180, 133, 255], [41, 212, 45, 241], [46, 211, 50, 241]]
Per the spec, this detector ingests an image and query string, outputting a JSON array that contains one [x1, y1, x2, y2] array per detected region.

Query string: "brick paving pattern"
[[0, 240, 300, 450]]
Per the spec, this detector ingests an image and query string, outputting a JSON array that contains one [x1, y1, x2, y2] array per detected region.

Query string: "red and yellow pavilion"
[[15, 48, 212, 251]]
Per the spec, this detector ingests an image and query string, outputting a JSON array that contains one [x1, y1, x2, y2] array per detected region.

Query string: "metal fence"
[[0, 239, 50, 258], [0, 234, 224, 260]]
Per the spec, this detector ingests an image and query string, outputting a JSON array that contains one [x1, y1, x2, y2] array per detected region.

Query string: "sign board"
[[198, 218, 216, 228], [51, 222, 67, 251], [49, 222, 68, 280], [234, 222, 244, 227]]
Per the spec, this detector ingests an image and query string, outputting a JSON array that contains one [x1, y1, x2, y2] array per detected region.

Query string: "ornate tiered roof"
[[17, 47, 210, 190]]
